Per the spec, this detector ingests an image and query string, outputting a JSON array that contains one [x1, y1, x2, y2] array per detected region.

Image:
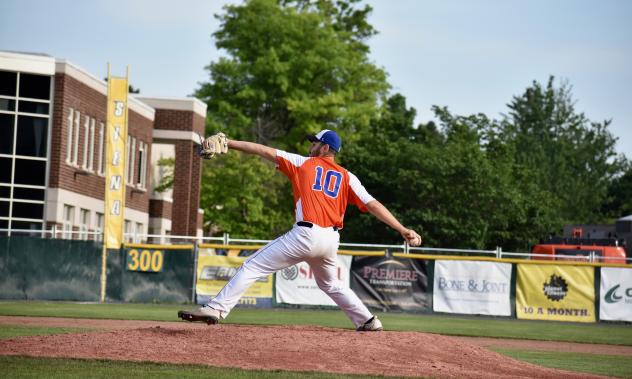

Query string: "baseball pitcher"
[[179, 130, 422, 331]]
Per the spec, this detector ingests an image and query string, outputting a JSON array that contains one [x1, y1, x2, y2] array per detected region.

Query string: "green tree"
[[342, 96, 559, 251], [602, 163, 632, 219], [195, 0, 388, 150], [153, 158, 174, 194], [498, 76, 626, 224], [196, 0, 388, 238], [200, 153, 293, 238]]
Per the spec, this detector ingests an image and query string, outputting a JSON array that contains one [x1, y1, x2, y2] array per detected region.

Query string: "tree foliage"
[[192, 1, 628, 249], [195, 0, 388, 151], [342, 97, 556, 250], [497, 76, 626, 223], [200, 153, 293, 238], [342, 79, 626, 250], [196, 0, 388, 237]]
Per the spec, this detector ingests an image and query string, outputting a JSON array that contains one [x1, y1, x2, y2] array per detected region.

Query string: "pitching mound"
[[0, 319, 606, 378]]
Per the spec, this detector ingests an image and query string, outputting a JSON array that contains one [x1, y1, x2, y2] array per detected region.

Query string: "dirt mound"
[[0, 321, 607, 378]]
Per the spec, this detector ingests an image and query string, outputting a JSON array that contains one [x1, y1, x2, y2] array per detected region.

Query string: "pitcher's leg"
[[209, 229, 308, 317], [308, 256, 373, 327]]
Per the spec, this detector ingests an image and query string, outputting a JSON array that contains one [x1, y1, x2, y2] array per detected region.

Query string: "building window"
[[79, 208, 89, 240], [0, 70, 18, 96], [95, 212, 104, 241], [82, 116, 89, 169], [88, 118, 95, 171], [137, 142, 146, 188], [0, 70, 51, 233], [128, 137, 136, 185], [66, 108, 74, 163], [72, 111, 80, 165], [97, 122, 104, 175], [16, 115, 48, 157], [135, 222, 143, 243], [124, 219, 132, 242], [63, 204, 74, 239], [125, 135, 130, 183]]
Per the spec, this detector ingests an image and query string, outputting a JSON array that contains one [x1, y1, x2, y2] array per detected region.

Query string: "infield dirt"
[[0, 316, 621, 378]]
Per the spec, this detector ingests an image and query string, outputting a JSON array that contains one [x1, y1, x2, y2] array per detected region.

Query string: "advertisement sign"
[[600, 267, 632, 322], [516, 264, 595, 322], [195, 253, 273, 307], [433, 260, 511, 316], [104, 70, 128, 249], [275, 255, 352, 306], [350, 256, 430, 312]]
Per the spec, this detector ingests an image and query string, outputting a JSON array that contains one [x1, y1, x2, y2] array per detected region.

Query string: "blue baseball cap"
[[307, 129, 341, 152]]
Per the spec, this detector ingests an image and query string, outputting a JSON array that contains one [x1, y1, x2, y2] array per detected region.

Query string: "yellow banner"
[[196, 253, 273, 305], [516, 264, 595, 322], [104, 71, 128, 249]]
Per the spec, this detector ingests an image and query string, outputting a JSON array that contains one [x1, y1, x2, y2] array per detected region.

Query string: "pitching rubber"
[[177, 310, 219, 325]]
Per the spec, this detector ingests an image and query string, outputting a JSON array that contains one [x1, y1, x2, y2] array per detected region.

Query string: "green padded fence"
[[106, 244, 196, 303], [0, 236, 102, 301], [0, 237, 196, 303]]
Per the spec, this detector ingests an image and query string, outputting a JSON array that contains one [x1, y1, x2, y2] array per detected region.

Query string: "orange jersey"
[[276, 150, 375, 229]]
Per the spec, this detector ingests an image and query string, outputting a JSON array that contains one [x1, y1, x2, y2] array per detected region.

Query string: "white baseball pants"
[[207, 223, 373, 327]]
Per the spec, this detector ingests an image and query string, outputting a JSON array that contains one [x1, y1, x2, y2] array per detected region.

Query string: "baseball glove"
[[199, 132, 228, 159]]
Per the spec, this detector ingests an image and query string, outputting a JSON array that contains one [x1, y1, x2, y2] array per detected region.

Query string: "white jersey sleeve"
[[276, 149, 309, 168], [348, 172, 375, 204]]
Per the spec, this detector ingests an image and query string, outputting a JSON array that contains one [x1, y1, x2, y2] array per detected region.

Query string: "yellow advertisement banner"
[[516, 264, 595, 322], [196, 253, 273, 306], [104, 71, 128, 249]]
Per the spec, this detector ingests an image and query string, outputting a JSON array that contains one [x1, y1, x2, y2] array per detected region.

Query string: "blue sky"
[[1, 0, 630, 158]]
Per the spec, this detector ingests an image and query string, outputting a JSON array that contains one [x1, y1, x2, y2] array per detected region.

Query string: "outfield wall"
[[0, 237, 630, 322]]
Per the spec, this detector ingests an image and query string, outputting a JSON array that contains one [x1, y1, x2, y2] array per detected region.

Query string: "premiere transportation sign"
[[350, 256, 430, 312], [433, 260, 511, 316], [516, 264, 595, 322]]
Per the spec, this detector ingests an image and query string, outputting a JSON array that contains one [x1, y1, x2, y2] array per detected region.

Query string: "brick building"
[[0, 51, 206, 241]]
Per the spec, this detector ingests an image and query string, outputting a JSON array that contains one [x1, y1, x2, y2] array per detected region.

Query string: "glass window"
[[63, 204, 74, 239], [18, 74, 51, 100], [137, 143, 143, 186], [0, 114, 15, 155], [16, 116, 48, 157], [131, 137, 136, 184], [13, 186, 44, 201], [124, 219, 132, 242], [12, 201, 44, 219], [82, 117, 89, 169], [0, 200, 8, 217], [18, 101, 49, 115], [97, 122, 104, 175], [73, 111, 80, 164], [125, 136, 132, 183], [66, 108, 74, 163], [0, 186, 10, 198], [88, 118, 95, 171], [0, 158, 12, 182], [0, 70, 17, 96], [135, 222, 143, 243], [13, 159, 45, 186], [79, 208, 89, 240], [11, 221, 42, 234], [0, 219, 7, 230], [0, 98, 16, 111], [95, 212, 104, 241]]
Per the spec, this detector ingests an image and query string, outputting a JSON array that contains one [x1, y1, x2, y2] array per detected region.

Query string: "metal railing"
[[1, 227, 630, 264]]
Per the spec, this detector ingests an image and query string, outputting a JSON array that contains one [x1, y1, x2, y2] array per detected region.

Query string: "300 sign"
[[126, 249, 164, 272]]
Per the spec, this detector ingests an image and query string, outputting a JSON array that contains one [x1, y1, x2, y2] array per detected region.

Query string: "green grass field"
[[1, 301, 631, 378]]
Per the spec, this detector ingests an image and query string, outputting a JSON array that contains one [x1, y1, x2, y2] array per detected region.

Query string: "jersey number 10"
[[312, 166, 342, 198]]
